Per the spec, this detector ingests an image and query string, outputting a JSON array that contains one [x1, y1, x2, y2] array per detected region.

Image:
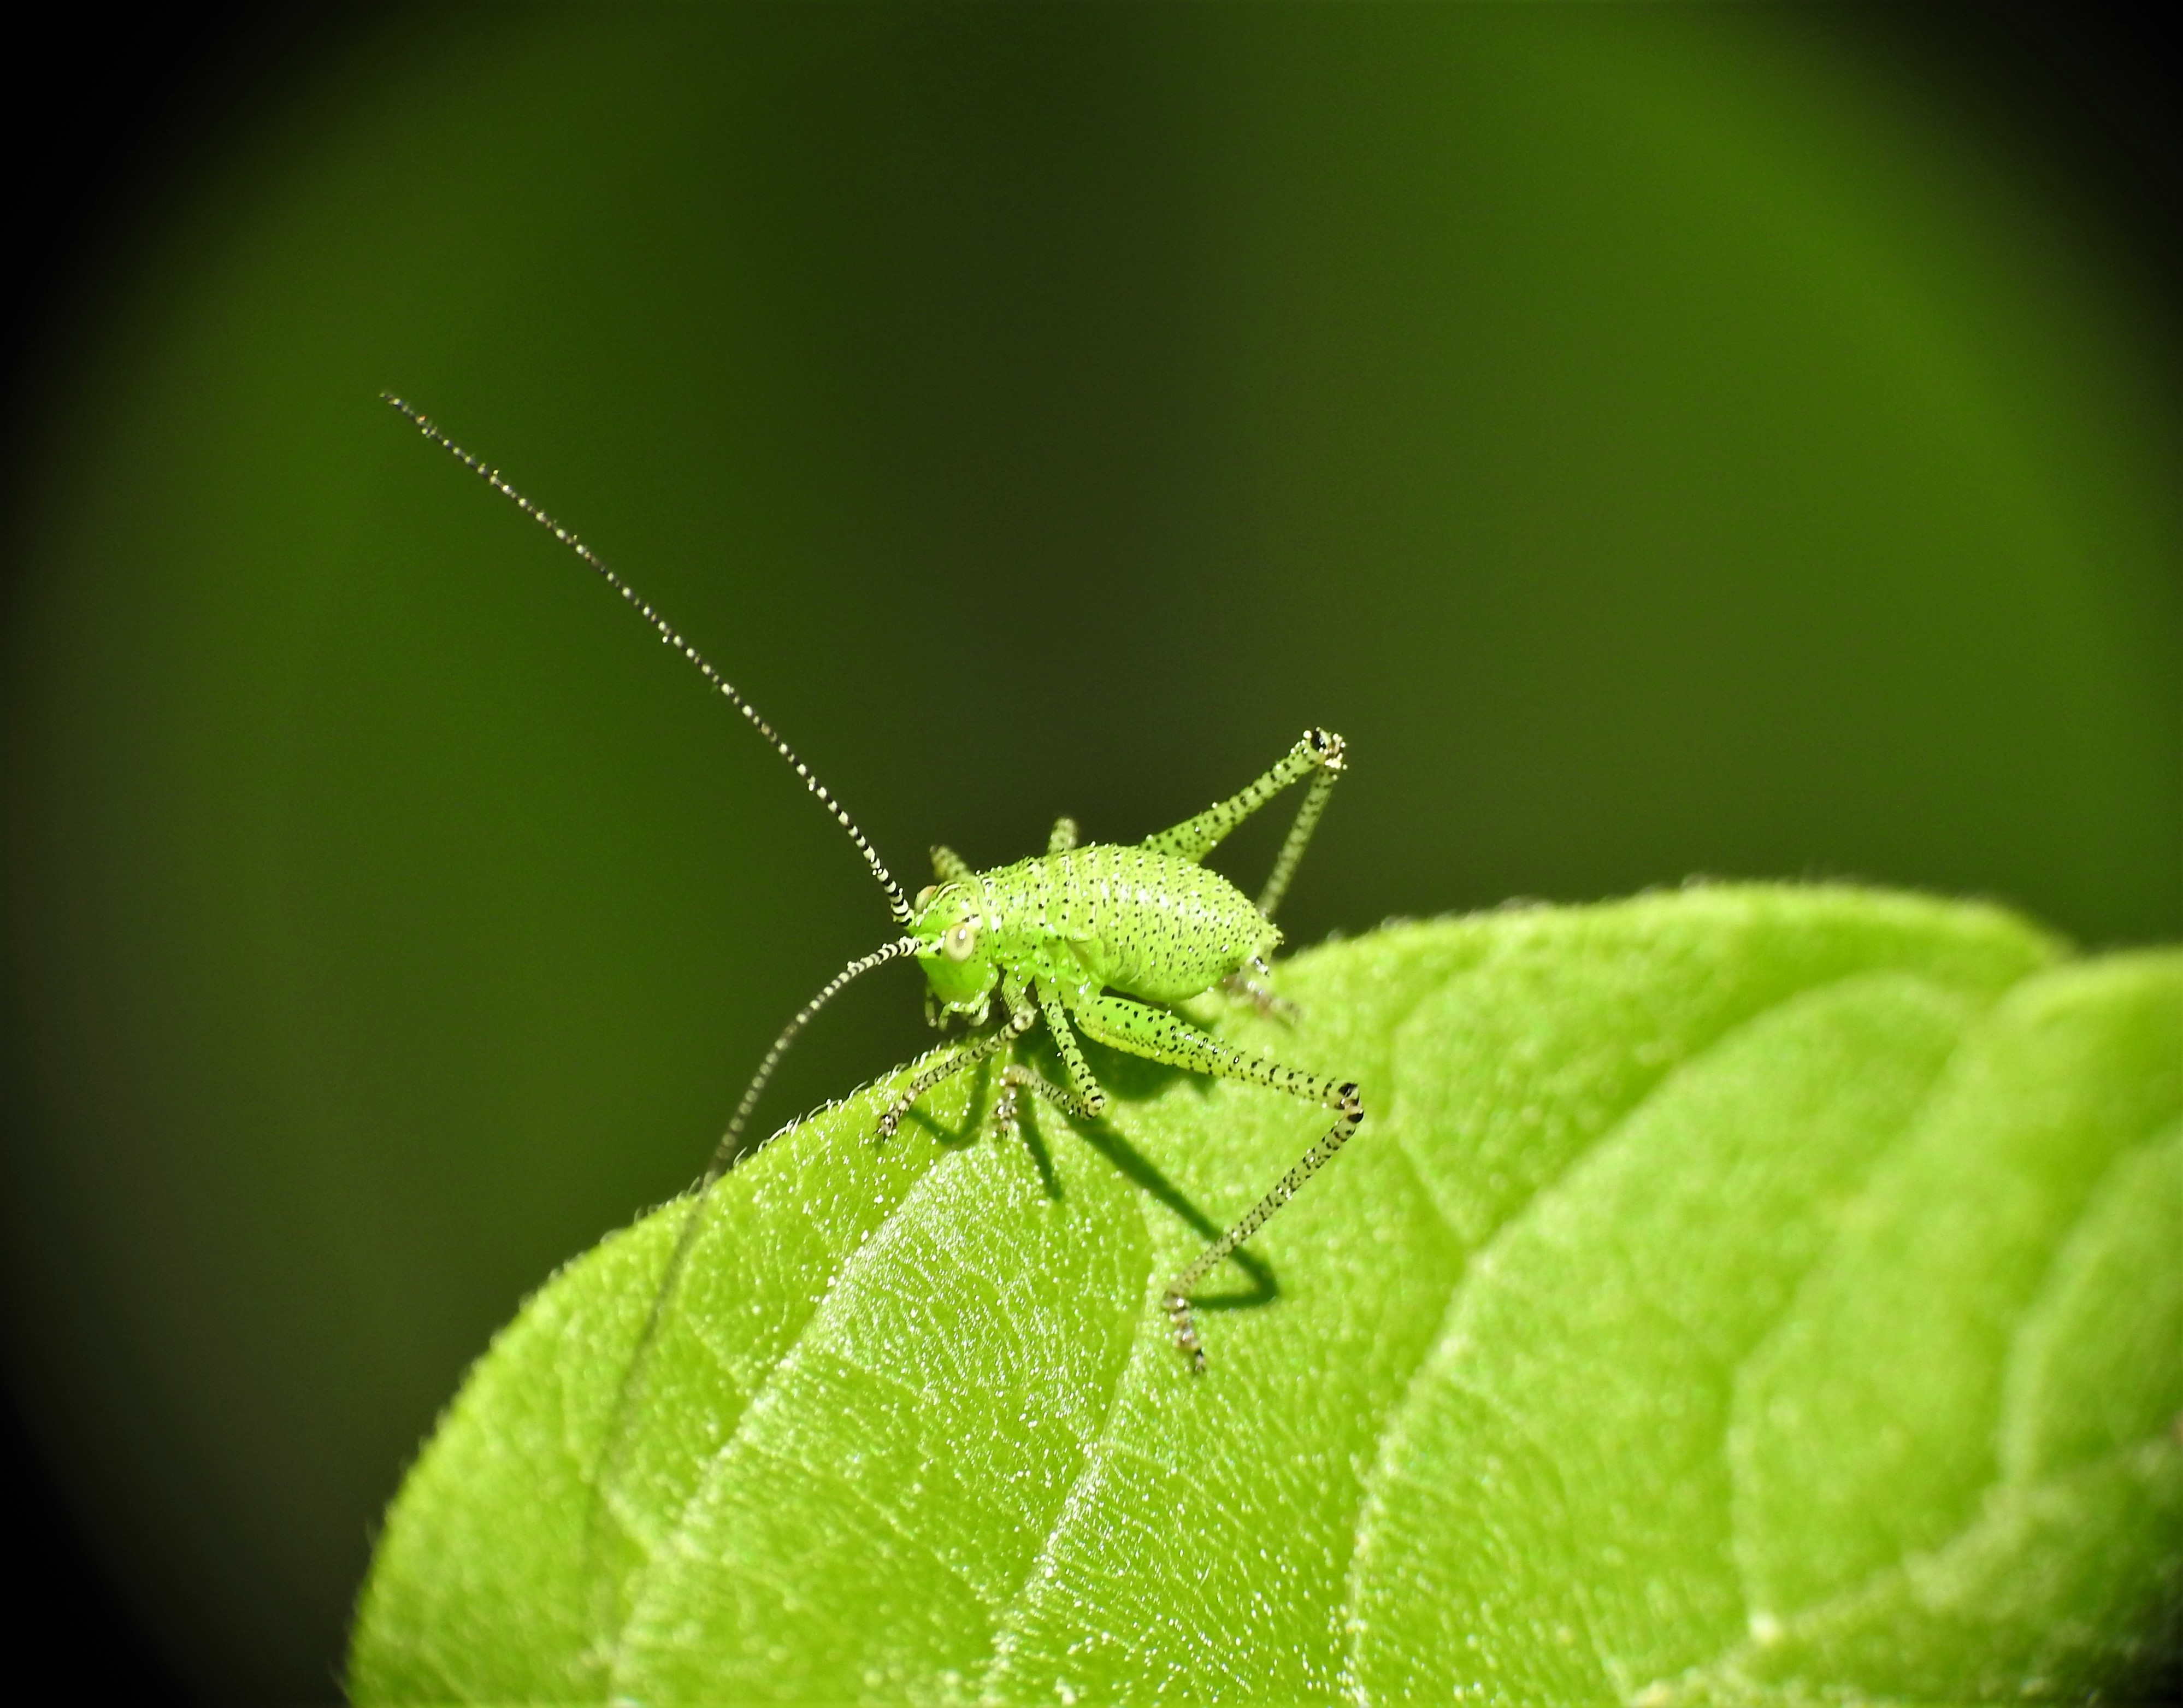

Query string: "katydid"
[[386, 395, 1361, 1372]]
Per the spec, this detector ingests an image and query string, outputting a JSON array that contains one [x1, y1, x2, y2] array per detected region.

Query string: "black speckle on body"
[[980, 844, 1273, 1006]]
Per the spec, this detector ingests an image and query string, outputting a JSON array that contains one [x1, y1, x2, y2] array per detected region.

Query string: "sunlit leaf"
[[349, 886, 2181, 1704]]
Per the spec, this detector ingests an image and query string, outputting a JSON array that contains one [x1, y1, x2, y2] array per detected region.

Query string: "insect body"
[[893, 753, 1361, 1365], [387, 395, 1361, 1371]]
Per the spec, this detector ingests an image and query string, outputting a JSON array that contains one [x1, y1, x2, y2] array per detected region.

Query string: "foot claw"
[[1221, 970, 1299, 1025], [1164, 1291, 1208, 1375]]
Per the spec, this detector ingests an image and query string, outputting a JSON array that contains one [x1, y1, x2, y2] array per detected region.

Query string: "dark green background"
[[4, 7, 2178, 1700]]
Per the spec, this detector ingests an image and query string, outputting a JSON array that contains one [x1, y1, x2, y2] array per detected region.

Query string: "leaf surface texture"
[[349, 888, 2181, 1704]]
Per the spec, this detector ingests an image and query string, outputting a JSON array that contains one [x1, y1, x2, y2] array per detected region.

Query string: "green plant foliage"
[[348, 887, 2180, 1704]]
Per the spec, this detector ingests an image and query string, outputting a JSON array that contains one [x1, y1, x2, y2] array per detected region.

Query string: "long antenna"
[[383, 393, 916, 929], [704, 934, 919, 1183]]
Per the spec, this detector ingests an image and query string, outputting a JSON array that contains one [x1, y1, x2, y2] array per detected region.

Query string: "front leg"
[[875, 1014, 1025, 1141]]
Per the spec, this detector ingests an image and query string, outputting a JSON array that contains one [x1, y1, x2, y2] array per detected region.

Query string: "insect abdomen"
[[996, 844, 1273, 1005]]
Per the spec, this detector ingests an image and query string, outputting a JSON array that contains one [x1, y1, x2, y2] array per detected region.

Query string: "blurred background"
[[3, 5, 2178, 1701]]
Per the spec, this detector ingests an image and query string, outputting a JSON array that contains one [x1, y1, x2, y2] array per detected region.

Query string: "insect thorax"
[[940, 843, 1276, 1008]]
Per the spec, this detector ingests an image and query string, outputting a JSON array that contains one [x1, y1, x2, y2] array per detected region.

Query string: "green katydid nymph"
[[385, 395, 1362, 1373]]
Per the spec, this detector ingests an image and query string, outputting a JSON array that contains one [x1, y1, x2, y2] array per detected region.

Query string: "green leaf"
[[347, 886, 2183, 1704]]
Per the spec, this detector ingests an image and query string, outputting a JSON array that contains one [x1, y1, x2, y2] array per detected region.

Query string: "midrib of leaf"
[[611, 1058, 1159, 1702], [593, 1061, 984, 1688], [612, 1118, 984, 1649], [965, 921, 1490, 1703], [628, 1109, 1143, 1686]]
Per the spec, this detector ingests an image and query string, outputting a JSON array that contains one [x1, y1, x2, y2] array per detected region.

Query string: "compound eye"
[[914, 885, 937, 910], [943, 919, 980, 962]]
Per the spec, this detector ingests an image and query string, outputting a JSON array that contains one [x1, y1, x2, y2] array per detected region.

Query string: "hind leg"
[[1141, 729, 1345, 921], [1066, 993, 1362, 1373]]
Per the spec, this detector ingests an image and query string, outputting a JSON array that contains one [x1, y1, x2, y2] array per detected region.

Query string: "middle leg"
[[876, 1012, 1026, 1140], [994, 980, 1107, 1139]]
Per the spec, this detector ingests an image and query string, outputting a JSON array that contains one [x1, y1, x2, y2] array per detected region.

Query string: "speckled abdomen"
[[985, 844, 1278, 1005]]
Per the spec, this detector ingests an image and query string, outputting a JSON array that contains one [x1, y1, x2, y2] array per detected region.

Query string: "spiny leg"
[[1160, 1087, 1359, 1372], [1068, 993, 1362, 1373], [1253, 732, 1343, 922], [1047, 815, 1078, 855], [875, 1013, 1027, 1141], [1140, 729, 1345, 920], [995, 980, 1107, 1139]]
